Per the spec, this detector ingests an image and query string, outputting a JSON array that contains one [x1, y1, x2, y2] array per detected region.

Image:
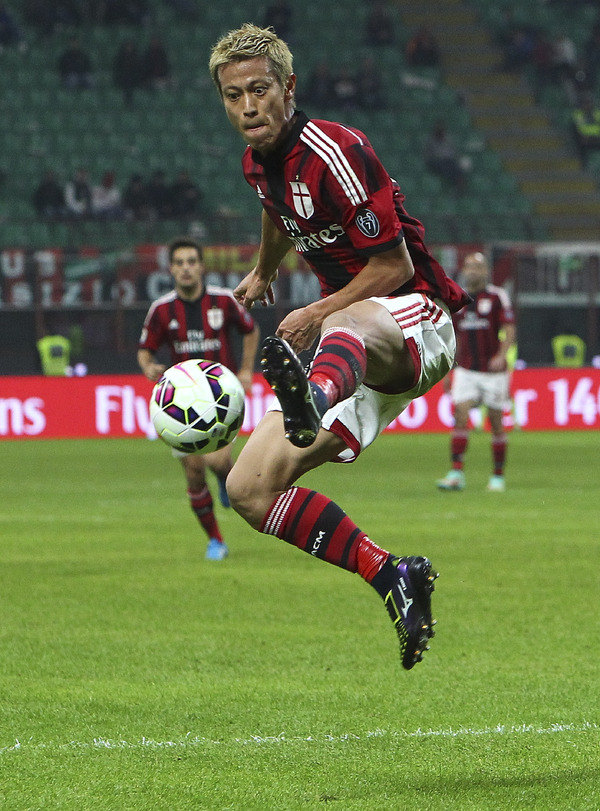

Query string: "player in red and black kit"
[[209, 24, 469, 668], [437, 252, 516, 493], [138, 237, 259, 560]]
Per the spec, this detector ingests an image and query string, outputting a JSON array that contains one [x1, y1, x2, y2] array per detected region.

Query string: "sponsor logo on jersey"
[[207, 307, 224, 330], [168, 318, 179, 330], [355, 208, 380, 238], [280, 215, 346, 253], [290, 181, 314, 219]]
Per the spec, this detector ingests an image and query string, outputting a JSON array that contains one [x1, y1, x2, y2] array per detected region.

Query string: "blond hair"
[[209, 23, 294, 96]]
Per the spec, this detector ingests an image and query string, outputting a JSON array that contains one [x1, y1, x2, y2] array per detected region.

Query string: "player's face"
[[461, 255, 488, 292], [218, 56, 296, 155], [170, 247, 204, 297]]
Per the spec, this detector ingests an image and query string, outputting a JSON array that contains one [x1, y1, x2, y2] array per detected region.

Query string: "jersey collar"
[[250, 110, 309, 165]]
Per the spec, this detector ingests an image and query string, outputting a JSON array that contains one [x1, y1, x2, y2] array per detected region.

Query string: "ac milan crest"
[[207, 307, 224, 330], [290, 181, 314, 219]]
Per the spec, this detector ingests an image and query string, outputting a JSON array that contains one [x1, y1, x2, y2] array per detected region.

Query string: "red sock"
[[492, 434, 507, 476], [261, 486, 389, 582], [188, 486, 222, 542], [451, 429, 469, 470], [309, 328, 367, 408]]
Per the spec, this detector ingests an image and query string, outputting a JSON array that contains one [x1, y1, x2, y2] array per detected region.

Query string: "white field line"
[[1, 722, 597, 755]]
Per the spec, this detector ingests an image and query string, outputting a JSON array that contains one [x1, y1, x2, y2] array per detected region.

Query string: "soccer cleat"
[[487, 474, 506, 492], [383, 555, 438, 670], [261, 336, 324, 448], [205, 538, 229, 560], [436, 470, 465, 491], [217, 475, 230, 508]]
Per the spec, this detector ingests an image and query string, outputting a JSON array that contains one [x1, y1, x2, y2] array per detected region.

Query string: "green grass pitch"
[[0, 431, 598, 810]]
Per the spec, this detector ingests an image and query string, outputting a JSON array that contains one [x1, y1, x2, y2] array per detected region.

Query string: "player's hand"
[[488, 354, 506, 372], [145, 362, 166, 382], [234, 269, 276, 310], [276, 306, 321, 354]]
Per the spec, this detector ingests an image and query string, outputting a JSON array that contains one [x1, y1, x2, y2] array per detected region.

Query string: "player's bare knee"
[[226, 467, 264, 528]]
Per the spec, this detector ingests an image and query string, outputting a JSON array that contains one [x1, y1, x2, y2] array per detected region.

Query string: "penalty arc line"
[[0, 721, 598, 755]]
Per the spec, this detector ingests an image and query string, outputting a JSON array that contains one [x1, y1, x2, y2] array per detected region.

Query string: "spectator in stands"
[[263, 0, 293, 41], [123, 173, 150, 220], [33, 170, 66, 220], [331, 64, 359, 111], [302, 60, 334, 108], [64, 168, 93, 219], [113, 39, 143, 107], [365, 0, 395, 46], [356, 55, 385, 110], [0, 2, 26, 50], [170, 169, 203, 220], [500, 25, 536, 72], [571, 92, 600, 167], [142, 34, 174, 91], [92, 171, 124, 219], [424, 120, 468, 193], [146, 169, 173, 219], [531, 32, 555, 102], [58, 36, 94, 89], [405, 26, 441, 69], [551, 32, 579, 103]]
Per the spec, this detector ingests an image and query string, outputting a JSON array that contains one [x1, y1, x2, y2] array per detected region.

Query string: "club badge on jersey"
[[207, 307, 224, 330], [290, 181, 314, 218]]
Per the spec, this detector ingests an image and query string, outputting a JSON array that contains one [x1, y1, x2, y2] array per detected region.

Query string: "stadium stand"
[[0, 0, 598, 250]]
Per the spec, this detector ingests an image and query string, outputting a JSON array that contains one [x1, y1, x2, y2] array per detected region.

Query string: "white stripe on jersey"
[[301, 121, 368, 206], [143, 289, 177, 325]]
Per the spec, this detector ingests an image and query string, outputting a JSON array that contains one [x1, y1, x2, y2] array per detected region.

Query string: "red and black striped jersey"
[[139, 285, 255, 372], [242, 111, 469, 313], [454, 285, 514, 372]]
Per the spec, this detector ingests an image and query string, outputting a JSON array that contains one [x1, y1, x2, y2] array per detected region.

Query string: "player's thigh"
[[452, 399, 473, 429], [451, 367, 481, 406], [204, 444, 233, 476], [227, 412, 346, 525], [324, 299, 410, 389]]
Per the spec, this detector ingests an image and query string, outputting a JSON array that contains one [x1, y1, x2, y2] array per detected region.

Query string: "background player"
[[437, 251, 516, 492], [138, 236, 259, 560], [208, 24, 469, 668]]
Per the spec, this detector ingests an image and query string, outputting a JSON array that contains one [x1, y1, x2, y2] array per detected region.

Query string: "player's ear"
[[284, 73, 296, 101]]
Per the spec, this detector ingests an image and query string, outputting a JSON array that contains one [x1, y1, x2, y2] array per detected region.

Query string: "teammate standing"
[[138, 236, 260, 560], [209, 24, 469, 668], [437, 252, 516, 492]]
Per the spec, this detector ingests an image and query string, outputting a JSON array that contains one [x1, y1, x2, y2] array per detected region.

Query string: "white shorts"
[[451, 366, 510, 411], [268, 293, 456, 462]]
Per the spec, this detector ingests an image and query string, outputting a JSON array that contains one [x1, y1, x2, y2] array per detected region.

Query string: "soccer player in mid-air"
[[209, 24, 469, 668], [437, 251, 516, 492], [138, 237, 260, 560]]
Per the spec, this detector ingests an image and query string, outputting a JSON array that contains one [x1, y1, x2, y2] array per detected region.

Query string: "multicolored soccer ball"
[[150, 359, 245, 454]]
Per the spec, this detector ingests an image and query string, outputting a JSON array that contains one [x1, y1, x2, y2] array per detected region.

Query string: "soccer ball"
[[150, 359, 245, 454]]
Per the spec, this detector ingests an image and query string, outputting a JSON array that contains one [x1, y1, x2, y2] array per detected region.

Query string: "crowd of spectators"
[[301, 56, 385, 111], [33, 168, 204, 223]]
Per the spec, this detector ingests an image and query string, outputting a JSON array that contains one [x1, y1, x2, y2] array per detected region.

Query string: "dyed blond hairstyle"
[[209, 23, 294, 98]]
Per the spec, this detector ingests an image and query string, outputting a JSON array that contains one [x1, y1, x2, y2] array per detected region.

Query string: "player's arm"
[[137, 348, 166, 382], [489, 322, 516, 372], [276, 241, 414, 353], [234, 210, 293, 309], [237, 324, 260, 392]]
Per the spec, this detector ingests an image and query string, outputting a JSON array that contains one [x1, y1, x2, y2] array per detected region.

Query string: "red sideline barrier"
[[1, 368, 600, 439]]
